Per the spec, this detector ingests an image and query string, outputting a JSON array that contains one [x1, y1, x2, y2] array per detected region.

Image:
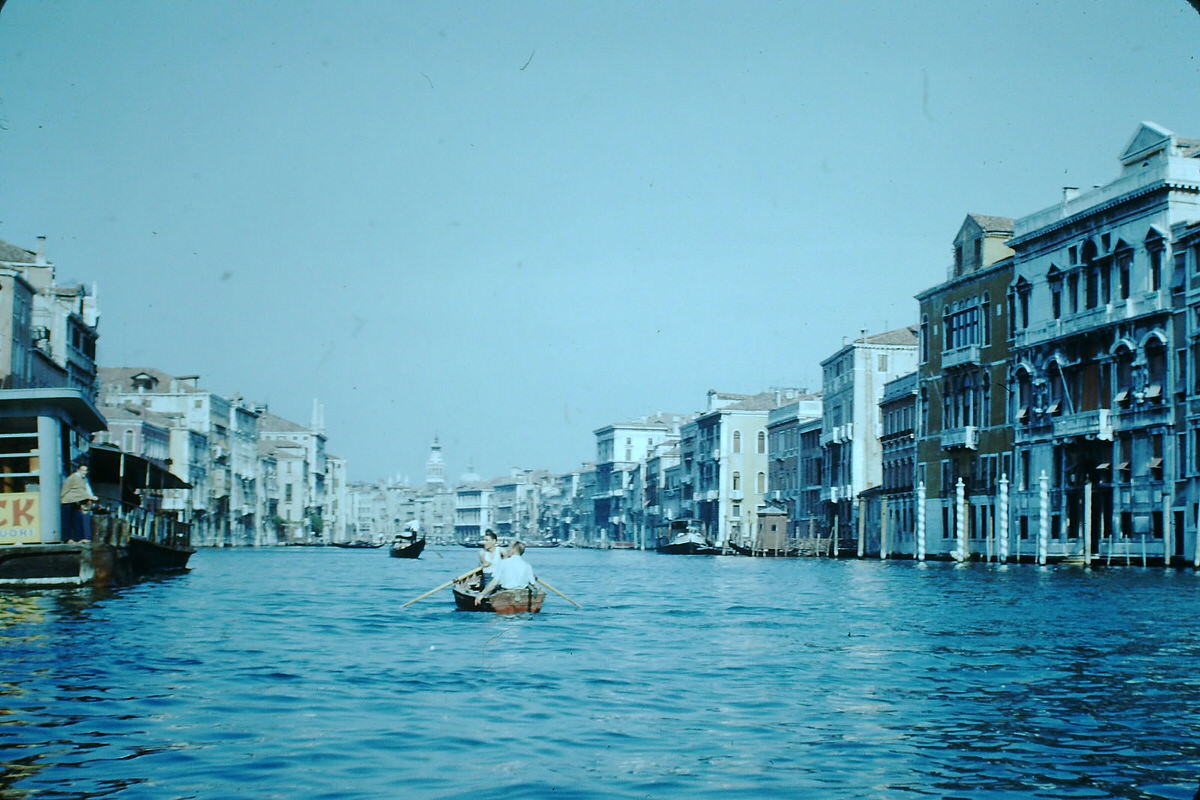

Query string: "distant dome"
[[459, 462, 481, 484]]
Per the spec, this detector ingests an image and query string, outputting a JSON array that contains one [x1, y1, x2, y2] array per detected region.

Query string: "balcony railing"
[[1052, 408, 1113, 441], [942, 344, 981, 369], [941, 426, 978, 450], [1013, 293, 1170, 348]]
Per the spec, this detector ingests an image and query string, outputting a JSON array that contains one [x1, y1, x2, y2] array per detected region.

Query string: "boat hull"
[[127, 536, 195, 573], [389, 538, 426, 559], [452, 580, 544, 614], [657, 541, 721, 555]]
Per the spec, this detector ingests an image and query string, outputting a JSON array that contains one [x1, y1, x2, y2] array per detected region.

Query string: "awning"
[[88, 444, 191, 492]]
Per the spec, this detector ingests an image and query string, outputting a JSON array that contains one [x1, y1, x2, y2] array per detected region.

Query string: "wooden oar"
[[401, 566, 481, 608], [537, 577, 582, 609]]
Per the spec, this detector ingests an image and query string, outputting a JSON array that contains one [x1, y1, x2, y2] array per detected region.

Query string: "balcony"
[[729, 489, 744, 501], [941, 426, 978, 450], [942, 344, 981, 370], [1013, 293, 1170, 349], [1052, 408, 1113, 441]]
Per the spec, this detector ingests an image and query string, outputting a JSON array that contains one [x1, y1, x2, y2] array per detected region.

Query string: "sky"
[[2, 1, 1200, 484]]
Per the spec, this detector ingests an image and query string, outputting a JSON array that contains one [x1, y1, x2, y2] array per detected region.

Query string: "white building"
[[819, 327, 919, 548]]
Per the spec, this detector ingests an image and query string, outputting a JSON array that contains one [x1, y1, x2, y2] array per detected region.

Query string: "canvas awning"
[[88, 444, 190, 492]]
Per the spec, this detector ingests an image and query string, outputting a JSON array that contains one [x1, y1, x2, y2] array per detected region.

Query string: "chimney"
[[35, 236, 46, 266], [1062, 187, 1080, 203]]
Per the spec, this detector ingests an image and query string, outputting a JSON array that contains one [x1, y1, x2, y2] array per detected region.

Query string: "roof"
[[0, 240, 36, 264], [100, 402, 178, 429], [98, 366, 206, 394], [966, 214, 1014, 234], [258, 411, 311, 433], [859, 325, 919, 346]]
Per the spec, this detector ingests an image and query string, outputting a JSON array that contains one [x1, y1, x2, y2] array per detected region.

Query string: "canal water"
[[2, 547, 1199, 799]]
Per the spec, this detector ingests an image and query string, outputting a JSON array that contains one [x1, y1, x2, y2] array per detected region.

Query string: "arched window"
[[756, 431, 766, 454], [1014, 368, 1033, 423], [123, 429, 135, 452], [756, 472, 766, 493], [1113, 345, 1135, 405], [732, 431, 741, 453], [920, 314, 930, 362], [1045, 362, 1064, 415], [1145, 337, 1167, 403], [732, 472, 741, 490], [1114, 242, 1133, 299]]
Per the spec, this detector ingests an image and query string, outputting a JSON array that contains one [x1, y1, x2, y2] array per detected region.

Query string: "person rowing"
[[475, 530, 501, 590], [476, 540, 535, 605]]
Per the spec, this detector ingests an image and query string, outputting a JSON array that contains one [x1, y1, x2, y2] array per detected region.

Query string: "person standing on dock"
[[59, 463, 98, 542]]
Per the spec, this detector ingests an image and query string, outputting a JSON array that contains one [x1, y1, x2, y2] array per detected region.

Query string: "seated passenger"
[[476, 541, 535, 604]]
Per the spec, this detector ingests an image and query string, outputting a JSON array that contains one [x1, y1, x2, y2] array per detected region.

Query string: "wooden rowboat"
[[452, 580, 545, 614]]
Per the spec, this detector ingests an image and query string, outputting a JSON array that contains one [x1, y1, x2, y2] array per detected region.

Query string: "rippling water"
[[2, 547, 1199, 799]]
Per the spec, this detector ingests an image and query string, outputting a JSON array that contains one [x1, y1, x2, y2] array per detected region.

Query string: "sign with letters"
[[0, 493, 41, 544]]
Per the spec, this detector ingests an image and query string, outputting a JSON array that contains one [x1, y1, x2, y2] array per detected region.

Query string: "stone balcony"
[[1052, 408, 1113, 441], [941, 426, 979, 449], [1013, 292, 1171, 349], [942, 344, 982, 370]]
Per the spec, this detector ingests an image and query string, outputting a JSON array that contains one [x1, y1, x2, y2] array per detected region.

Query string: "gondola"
[[331, 540, 384, 549], [389, 535, 426, 559], [451, 579, 544, 614]]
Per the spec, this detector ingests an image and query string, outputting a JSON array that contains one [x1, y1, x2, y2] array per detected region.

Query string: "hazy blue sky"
[[2, 1, 1200, 483]]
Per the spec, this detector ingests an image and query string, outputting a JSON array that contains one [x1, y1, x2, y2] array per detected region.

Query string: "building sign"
[[0, 493, 41, 544]]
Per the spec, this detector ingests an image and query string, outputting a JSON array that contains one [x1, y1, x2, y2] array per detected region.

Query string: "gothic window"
[[1015, 368, 1033, 423], [920, 314, 930, 362], [1045, 362, 1064, 416], [1145, 337, 1167, 403], [1113, 346, 1135, 405]]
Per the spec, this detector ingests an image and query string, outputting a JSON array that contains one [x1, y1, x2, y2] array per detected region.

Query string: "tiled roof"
[[98, 366, 205, 394], [967, 214, 1014, 233], [258, 411, 310, 433], [100, 402, 178, 428], [0, 240, 36, 264], [860, 325, 919, 346]]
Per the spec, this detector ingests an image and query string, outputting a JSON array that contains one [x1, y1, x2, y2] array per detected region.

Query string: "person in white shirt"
[[477, 541, 535, 604], [474, 530, 501, 589]]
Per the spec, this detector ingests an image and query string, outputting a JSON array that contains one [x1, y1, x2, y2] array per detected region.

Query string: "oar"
[[401, 566, 481, 608], [536, 577, 582, 609]]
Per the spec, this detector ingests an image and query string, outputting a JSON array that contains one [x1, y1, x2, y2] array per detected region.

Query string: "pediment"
[[1120, 121, 1173, 165]]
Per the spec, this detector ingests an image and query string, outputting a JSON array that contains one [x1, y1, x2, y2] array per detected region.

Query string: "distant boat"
[[728, 542, 798, 558], [451, 579, 544, 614], [389, 534, 426, 559], [657, 519, 720, 555], [331, 540, 384, 549]]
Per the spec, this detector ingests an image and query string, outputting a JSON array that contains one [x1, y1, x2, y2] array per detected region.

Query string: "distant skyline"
[[2, 1, 1200, 483]]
